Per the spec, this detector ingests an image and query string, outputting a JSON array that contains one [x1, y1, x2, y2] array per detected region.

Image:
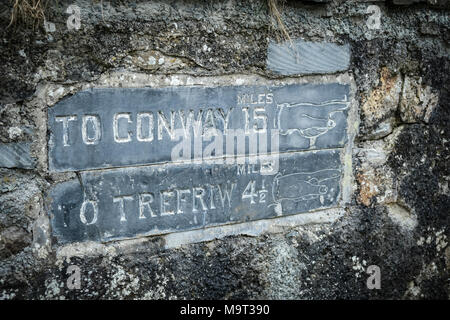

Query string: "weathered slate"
[[267, 40, 350, 75], [49, 149, 343, 243], [48, 83, 350, 172], [0, 142, 35, 169]]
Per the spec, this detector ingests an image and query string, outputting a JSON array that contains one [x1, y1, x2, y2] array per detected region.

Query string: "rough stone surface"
[[50, 150, 343, 243], [48, 83, 350, 171], [399, 75, 439, 124], [0, 0, 448, 300]]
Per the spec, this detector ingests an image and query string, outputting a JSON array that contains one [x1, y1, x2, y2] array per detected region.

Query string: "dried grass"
[[8, 0, 52, 28], [267, 0, 292, 44], [8, 0, 291, 40]]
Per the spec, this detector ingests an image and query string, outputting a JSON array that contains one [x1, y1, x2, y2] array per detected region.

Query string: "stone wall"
[[0, 0, 448, 299]]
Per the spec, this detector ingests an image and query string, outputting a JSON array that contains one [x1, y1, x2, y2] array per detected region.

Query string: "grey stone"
[[1, 0, 448, 301], [48, 149, 343, 243], [267, 40, 350, 75], [48, 83, 350, 172], [0, 226, 32, 259], [0, 142, 35, 169]]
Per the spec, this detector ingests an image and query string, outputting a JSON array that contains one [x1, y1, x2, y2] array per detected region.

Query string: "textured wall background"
[[0, 0, 448, 299]]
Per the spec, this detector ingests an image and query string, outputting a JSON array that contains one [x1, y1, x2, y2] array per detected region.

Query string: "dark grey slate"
[[49, 149, 343, 243], [267, 40, 350, 75], [0, 142, 35, 169], [48, 84, 349, 172]]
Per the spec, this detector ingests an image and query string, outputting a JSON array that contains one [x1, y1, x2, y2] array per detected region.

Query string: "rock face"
[[0, 0, 448, 300]]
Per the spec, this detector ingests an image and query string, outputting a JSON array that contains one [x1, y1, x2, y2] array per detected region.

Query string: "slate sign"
[[48, 83, 351, 243], [48, 84, 349, 172], [50, 150, 342, 243]]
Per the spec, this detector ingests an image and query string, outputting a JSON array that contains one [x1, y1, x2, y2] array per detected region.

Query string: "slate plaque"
[[48, 84, 349, 172], [0, 142, 35, 169], [49, 149, 343, 243], [267, 40, 351, 75]]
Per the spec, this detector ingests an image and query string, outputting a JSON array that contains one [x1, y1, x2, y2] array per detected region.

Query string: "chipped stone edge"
[[56, 207, 344, 260], [41, 72, 355, 258], [341, 73, 359, 205], [163, 207, 344, 250]]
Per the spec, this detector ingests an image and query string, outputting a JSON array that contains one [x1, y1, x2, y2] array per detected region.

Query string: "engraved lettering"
[[160, 190, 175, 215], [178, 109, 203, 138], [55, 115, 77, 147], [138, 193, 155, 218], [217, 182, 235, 208], [113, 113, 133, 143], [80, 200, 98, 225], [253, 107, 267, 133], [82, 115, 101, 145], [215, 108, 233, 135], [192, 187, 207, 213], [158, 111, 176, 140], [176, 189, 191, 214], [137, 112, 154, 142], [113, 195, 134, 222]]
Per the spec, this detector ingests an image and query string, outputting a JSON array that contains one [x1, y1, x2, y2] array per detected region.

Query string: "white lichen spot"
[[405, 281, 421, 297], [44, 279, 62, 298], [417, 236, 425, 246], [8, 127, 22, 139], [0, 290, 17, 300], [170, 76, 182, 86], [435, 230, 447, 253], [235, 78, 245, 85], [140, 272, 171, 300], [386, 203, 417, 231], [105, 263, 141, 299], [351, 256, 366, 278], [148, 56, 156, 65]]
